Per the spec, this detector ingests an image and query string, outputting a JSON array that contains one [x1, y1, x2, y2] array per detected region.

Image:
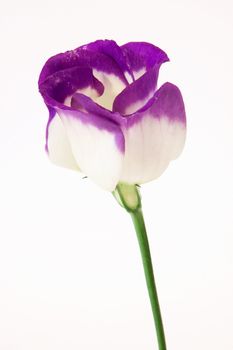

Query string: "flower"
[[39, 40, 186, 191]]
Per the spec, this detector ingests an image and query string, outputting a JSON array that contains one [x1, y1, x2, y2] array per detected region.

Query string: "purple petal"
[[39, 66, 104, 107], [39, 46, 128, 86], [151, 82, 186, 123], [121, 42, 169, 79], [81, 39, 133, 82], [39, 46, 130, 111], [112, 68, 159, 115], [129, 82, 186, 126], [119, 82, 186, 184]]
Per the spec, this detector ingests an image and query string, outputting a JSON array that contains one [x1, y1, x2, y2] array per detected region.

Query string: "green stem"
[[130, 208, 167, 350], [113, 184, 167, 350]]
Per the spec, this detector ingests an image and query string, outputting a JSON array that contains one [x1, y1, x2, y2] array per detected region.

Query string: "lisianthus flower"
[[38, 40, 187, 350], [39, 40, 186, 191]]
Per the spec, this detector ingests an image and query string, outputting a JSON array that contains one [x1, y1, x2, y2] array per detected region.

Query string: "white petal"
[[58, 110, 124, 191], [92, 70, 126, 110], [47, 115, 80, 171], [120, 115, 186, 184]]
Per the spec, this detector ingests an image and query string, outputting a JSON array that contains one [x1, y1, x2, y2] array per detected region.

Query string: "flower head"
[[39, 40, 186, 191]]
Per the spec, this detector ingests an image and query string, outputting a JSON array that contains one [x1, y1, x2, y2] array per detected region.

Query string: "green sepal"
[[113, 183, 141, 212]]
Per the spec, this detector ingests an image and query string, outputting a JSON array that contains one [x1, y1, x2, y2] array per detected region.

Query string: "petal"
[[39, 46, 128, 110], [92, 69, 126, 110], [112, 68, 159, 115], [57, 109, 125, 191], [39, 46, 127, 85], [71, 93, 124, 125], [46, 112, 79, 171], [120, 83, 186, 184], [121, 42, 169, 79], [39, 66, 104, 107], [79, 46, 129, 109], [82, 39, 133, 83]]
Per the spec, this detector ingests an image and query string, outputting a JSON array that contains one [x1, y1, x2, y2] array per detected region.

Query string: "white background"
[[0, 0, 233, 349]]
